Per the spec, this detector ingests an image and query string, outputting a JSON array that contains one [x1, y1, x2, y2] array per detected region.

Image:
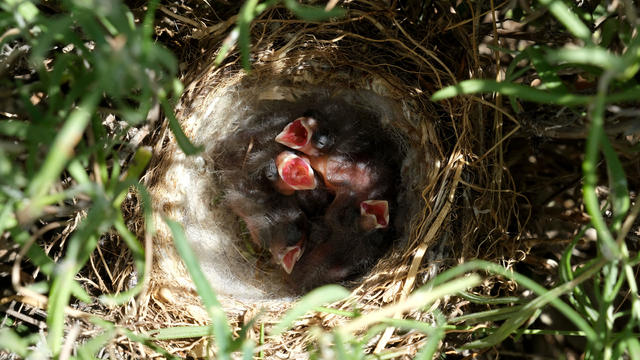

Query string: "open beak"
[[275, 117, 320, 156], [360, 200, 389, 229], [276, 151, 317, 190], [278, 243, 303, 274]]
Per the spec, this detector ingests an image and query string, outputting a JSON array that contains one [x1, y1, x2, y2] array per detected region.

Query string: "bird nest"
[[110, 1, 520, 357]]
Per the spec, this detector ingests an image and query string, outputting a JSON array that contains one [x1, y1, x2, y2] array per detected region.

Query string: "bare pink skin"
[[309, 155, 391, 231], [275, 117, 320, 156], [309, 155, 375, 200], [360, 200, 389, 229], [275, 151, 317, 193]]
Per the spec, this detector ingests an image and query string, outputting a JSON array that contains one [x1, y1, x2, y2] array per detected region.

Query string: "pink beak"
[[276, 151, 317, 191], [275, 117, 320, 156], [360, 200, 389, 229], [278, 243, 303, 274]]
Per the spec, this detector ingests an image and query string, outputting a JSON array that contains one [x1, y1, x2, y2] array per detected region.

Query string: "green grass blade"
[[341, 276, 480, 334], [380, 318, 437, 334], [414, 325, 444, 360], [99, 216, 146, 305], [527, 46, 568, 92], [214, 28, 239, 66], [67, 159, 92, 185], [537, 0, 592, 43], [237, 0, 259, 70], [431, 79, 590, 105], [241, 339, 255, 360], [460, 308, 536, 350], [47, 237, 84, 356], [10, 226, 91, 303], [451, 305, 525, 324], [546, 47, 623, 70], [160, 97, 202, 156], [149, 325, 213, 340], [24, 92, 99, 217], [166, 219, 223, 309], [113, 325, 182, 360], [626, 336, 640, 360], [271, 284, 350, 335], [457, 291, 524, 305], [76, 326, 117, 360], [124, 146, 153, 182], [47, 197, 111, 355], [282, 0, 345, 21], [134, 183, 156, 238], [0, 200, 17, 234], [332, 330, 350, 360], [430, 260, 598, 343], [165, 218, 233, 358], [0, 328, 30, 357], [559, 228, 598, 322], [583, 84, 620, 260], [600, 134, 629, 232]]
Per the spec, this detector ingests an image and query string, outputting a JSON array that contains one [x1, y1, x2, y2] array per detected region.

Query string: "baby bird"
[[217, 113, 315, 273], [286, 199, 392, 291], [276, 115, 397, 230], [273, 151, 317, 194], [224, 188, 308, 274], [217, 98, 403, 285]]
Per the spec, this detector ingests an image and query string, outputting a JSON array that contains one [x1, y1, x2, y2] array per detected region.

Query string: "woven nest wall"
[[134, 1, 517, 356]]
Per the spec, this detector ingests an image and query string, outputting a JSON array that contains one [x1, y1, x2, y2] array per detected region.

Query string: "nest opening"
[[148, 74, 430, 302]]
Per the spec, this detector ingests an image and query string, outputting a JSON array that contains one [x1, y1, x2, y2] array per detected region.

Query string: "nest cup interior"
[[148, 74, 425, 303]]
